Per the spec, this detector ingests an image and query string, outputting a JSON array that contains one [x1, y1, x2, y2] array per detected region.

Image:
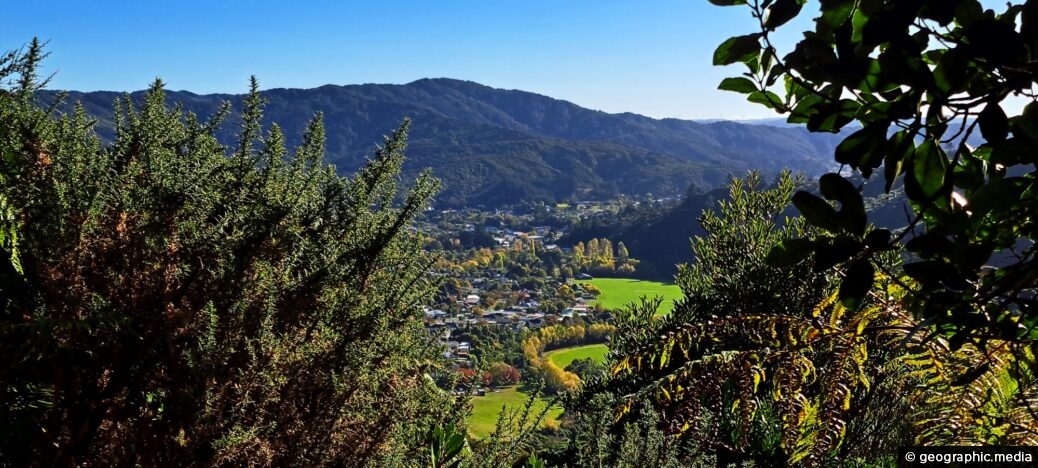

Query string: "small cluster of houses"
[[418, 213, 605, 369], [483, 225, 560, 251], [425, 302, 591, 334], [424, 295, 595, 369]]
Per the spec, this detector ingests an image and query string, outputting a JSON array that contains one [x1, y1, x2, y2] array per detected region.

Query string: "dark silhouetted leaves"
[[718, 77, 759, 94], [767, 237, 815, 267], [715, 0, 1038, 343], [966, 19, 1028, 66], [907, 139, 948, 201], [905, 232, 954, 259], [819, 173, 867, 236], [978, 102, 1009, 145], [835, 123, 888, 172], [748, 90, 784, 110], [793, 191, 840, 233], [884, 129, 915, 191], [714, 33, 763, 66], [903, 260, 948, 288], [765, 0, 807, 30], [864, 229, 891, 251], [807, 99, 859, 133], [933, 49, 971, 96], [839, 259, 874, 309], [813, 235, 864, 272], [969, 177, 1031, 214]]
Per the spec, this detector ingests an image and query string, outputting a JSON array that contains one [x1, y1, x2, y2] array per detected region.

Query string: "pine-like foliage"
[[0, 43, 454, 466]]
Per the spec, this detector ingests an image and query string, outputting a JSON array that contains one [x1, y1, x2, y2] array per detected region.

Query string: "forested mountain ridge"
[[43, 78, 842, 207]]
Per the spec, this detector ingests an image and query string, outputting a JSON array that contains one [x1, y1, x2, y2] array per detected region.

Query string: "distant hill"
[[42, 78, 843, 207], [610, 175, 916, 279]]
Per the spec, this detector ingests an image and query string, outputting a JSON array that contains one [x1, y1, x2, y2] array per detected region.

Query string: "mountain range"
[[45, 78, 844, 208]]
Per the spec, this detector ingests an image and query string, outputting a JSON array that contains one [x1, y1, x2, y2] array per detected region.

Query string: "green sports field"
[[583, 278, 682, 314], [544, 344, 609, 369], [468, 387, 563, 438]]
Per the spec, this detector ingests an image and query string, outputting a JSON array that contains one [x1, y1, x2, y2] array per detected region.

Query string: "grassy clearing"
[[583, 278, 682, 314], [468, 386, 563, 438], [544, 344, 609, 369]]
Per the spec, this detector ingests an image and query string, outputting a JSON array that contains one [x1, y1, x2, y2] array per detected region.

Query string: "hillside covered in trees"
[[42, 79, 843, 208]]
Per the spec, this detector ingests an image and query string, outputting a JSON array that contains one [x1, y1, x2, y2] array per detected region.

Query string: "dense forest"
[[41, 79, 845, 209], [3, 0, 1038, 466]]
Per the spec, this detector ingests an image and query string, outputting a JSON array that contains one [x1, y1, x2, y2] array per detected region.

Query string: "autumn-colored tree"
[[573, 241, 586, 266], [487, 362, 521, 387]]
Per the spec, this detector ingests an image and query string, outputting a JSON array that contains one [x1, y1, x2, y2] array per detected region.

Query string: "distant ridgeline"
[[42, 78, 842, 208], [564, 174, 917, 279]]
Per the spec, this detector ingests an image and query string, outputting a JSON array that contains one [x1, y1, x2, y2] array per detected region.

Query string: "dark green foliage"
[[0, 43, 455, 465], [428, 422, 469, 468], [557, 394, 692, 467], [41, 78, 845, 208], [607, 185, 728, 278], [714, 0, 1038, 344], [590, 173, 913, 466], [608, 173, 902, 279], [564, 358, 603, 381], [672, 171, 829, 323]]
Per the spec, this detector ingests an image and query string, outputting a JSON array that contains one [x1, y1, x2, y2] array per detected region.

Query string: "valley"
[[8, 0, 1038, 464]]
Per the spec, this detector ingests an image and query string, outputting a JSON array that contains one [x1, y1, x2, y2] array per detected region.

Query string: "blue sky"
[[0, 0, 1015, 120], [1, 1, 787, 119]]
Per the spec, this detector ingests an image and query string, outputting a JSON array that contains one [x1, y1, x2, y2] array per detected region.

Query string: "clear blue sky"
[[0, 0, 1015, 120]]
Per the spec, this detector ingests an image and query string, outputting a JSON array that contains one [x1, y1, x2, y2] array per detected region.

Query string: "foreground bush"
[[0, 41, 455, 465]]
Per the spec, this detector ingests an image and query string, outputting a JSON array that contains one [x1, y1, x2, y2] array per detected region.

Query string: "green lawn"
[[583, 278, 682, 314], [544, 344, 609, 369], [468, 386, 563, 438]]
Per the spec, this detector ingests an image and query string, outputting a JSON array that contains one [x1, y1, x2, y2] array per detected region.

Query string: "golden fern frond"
[[799, 335, 868, 465], [610, 285, 912, 465], [611, 314, 819, 377], [895, 333, 1038, 446]]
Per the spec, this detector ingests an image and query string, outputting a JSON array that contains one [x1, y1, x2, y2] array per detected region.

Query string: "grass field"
[[468, 386, 563, 438], [583, 278, 682, 314], [544, 344, 609, 369]]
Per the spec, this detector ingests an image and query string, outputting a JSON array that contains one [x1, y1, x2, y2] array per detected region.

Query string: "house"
[[561, 305, 590, 318], [426, 324, 451, 341], [521, 318, 545, 329], [465, 294, 480, 305], [447, 341, 471, 356], [519, 313, 546, 330], [423, 308, 448, 319], [483, 310, 517, 325]]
